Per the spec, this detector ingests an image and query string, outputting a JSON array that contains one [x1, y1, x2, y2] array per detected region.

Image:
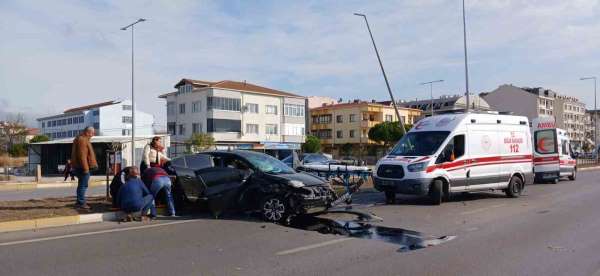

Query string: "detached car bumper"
[[373, 177, 431, 196]]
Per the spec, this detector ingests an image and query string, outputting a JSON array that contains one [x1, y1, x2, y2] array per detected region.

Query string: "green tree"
[[340, 143, 353, 156], [29, 135, 50, 143], [8, 143, 27, 157], [302, 135, 321, 153], [368, 121, 405, 148], [186, 133, 215, 153]]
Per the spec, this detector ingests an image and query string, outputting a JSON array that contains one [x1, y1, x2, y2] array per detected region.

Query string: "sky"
[[1, 0, 600, 127]]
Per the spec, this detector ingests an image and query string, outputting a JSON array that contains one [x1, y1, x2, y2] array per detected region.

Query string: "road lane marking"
[[276, 238, 353, 256], [459, 204, 505, 215], [0, 218, 205, 247]]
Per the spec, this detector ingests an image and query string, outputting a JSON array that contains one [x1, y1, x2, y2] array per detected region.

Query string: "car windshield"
[[389, 131, 450, 156], [243, 152, 296, 174]]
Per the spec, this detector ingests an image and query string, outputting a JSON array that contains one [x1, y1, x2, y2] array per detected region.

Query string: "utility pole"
[[420, 80, 444, 116], [120, 18, 146, 166], [354, 13, 406, 135], [462, 0, 471, 111]]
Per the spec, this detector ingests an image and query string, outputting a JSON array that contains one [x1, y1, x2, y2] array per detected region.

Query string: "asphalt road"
[[0, 186, 106, 201], [1, 170, 599, 276]]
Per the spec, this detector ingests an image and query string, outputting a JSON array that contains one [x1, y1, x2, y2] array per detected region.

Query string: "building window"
[[336, 130, 343, 138], [167, 122, 176, 135], [192, 123, 201, 134], [349, 114, 356, 122], [385, 115, 393, 122], [122, 116, 132, 123], [79, 116, 84, 123], [167, 102, 175, 115], [67, 118, 72, 124], [207, 119, 241, 133], [92, 110, 99, 116], [122, 105, 132, 111], [349, 130, 355, 138], [192, 101, 201, 113], [93, 122, 99, 130], [246, 103, 259, 113], [314, 129, 332, 139], [313, 115, 332, 124], [179, 124, 186, 135], [336, 115, 343, 123], [284, 104, 305, 117], [265, 105, 278, 115], [207, 97, 241, 111], [246, 124, 259, 134], [179, 103, 186, 114], [284, 124, 304, 136], [265, 124, 278, 135], [42, 122, 45, 128], [122, 129, 131, 136]]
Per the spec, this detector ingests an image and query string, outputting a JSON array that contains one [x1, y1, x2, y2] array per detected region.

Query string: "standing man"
[[71, 126, 98, 209]]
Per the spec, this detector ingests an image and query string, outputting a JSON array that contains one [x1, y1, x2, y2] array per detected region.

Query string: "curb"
[[0, 180, 106, 192], [0, 212, 117, 233], [579, 166, 600, 172], [0, 208, 170, 234]]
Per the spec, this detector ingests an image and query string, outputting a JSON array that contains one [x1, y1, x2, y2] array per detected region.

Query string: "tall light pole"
[[354, 13, 406, 135], [121, 18, 146, 166], [420, 80, 444, 116], [462, 0, 471, 111], [581, 76, 597, 158]]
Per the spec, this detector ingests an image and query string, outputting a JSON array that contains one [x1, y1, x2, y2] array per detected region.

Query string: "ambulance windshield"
[[389, 131, 450, 156]]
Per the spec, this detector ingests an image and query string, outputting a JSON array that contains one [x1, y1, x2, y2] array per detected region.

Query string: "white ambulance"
[[373, 112, 534, 205], [531, 116, 577, 183]]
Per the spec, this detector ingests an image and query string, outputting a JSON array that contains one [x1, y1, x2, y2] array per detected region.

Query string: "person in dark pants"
[[142, 166, 176, 216], [71, 126, 98, 209], [63, 159, 75, 181], [118, 167, 156, 221]]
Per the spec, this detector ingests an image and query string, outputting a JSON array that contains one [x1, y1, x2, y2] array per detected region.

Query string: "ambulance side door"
[[466, 125, 501, 189]]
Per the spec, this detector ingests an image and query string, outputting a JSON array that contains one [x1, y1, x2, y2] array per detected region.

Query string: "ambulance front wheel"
[[505, 176, 523, 198], [384, 190, 396, 204], [429, 180, 443, 205]]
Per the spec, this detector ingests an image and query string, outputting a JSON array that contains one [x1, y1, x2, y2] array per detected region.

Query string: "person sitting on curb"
[[117, 166, 156, 222], [142, 166, 176, 216]]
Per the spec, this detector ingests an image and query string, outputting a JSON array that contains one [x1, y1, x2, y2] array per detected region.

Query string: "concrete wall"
[[481, 85, 538, 120]]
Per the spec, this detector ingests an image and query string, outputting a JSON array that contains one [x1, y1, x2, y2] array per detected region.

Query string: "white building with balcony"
[[37, 100, 155, 140], [159, 79, 306, 158]]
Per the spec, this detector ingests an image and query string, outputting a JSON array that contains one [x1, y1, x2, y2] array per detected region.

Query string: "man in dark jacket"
[[118, 167, 156, 221], [71, 126, 98, 209]]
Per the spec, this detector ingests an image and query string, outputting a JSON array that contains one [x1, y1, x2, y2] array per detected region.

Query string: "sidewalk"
[[0, 176, 107, 191]]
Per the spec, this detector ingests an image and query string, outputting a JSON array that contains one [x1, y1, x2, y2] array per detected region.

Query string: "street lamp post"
[[462, 0, 471, 111], [354, 13, 406, 135], [580, 76, 597, 159], [120, 18, 146, 166], [420, 80, 444, 116]]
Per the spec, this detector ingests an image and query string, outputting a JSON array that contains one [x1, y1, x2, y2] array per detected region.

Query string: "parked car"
[[170, 150, 337, 223], [281, 153, 339, 168]]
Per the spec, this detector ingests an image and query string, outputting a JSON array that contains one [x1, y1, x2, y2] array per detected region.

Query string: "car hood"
[[263, 171, 327, 186]]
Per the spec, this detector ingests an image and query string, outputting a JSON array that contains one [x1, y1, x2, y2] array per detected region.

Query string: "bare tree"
[[0, 113, 28, 155]]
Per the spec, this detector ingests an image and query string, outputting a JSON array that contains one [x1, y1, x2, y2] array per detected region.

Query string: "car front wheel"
[[261, 196, 289, 223]]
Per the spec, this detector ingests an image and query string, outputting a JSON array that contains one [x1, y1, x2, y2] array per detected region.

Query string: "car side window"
[[184, 154, 212, 170], [436, 134, 465, 164]]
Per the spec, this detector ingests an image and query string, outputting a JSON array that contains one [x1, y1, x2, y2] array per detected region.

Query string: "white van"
[[531, 116, 576, 183], [373, 112, 534, 205]]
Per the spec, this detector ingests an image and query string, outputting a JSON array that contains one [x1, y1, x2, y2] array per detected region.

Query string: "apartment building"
[[481, 84, 586, 150], [309, 100, 421, 155], [159, 79, 306, 157], [586, 110, 599, 148], [37, 100, 155, 140]]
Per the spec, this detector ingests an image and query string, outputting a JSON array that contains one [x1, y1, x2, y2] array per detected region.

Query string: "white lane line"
[[0, 219, 204, 247], [460, 204, 506, 215], [276, 238, 353, 256]]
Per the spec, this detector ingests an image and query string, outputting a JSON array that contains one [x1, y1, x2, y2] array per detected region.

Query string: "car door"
[[172, 154, 212, 201], [436, 134, 468, 191], [196, 153, 247, 216]]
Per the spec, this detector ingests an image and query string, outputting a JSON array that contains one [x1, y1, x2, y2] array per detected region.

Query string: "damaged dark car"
[[170, 150, 337, 222]]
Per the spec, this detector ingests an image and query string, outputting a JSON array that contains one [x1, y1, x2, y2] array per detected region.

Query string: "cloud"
[[1, 0, 600, 128]]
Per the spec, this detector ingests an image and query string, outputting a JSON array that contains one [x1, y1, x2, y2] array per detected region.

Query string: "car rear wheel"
[[568, 169, 576, 181], [505, 176, 523, 198], [429, 180, 443, 205], [261, 196, 289, 223]]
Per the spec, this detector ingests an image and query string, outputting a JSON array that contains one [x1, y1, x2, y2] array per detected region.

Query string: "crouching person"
[[142, 166, 176, 216], [117, 166, 156, 222]]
